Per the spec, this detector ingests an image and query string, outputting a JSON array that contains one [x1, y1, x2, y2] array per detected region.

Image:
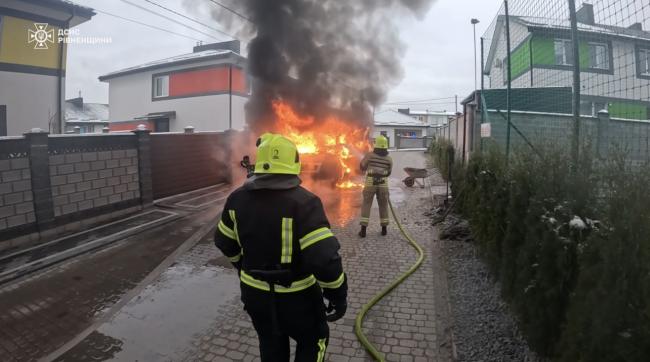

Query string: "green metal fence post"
[[504, 0, 512, 164], [568, 0, 581, 165], [475, 37, 485, 152]]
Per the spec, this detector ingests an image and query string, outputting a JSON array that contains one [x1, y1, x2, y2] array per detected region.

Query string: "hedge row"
[[431, 141, 650, 361]]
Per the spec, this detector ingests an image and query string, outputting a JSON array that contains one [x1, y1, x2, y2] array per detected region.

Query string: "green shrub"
[[446, 145, 649, 360], [560, 156, 650, 362], [429, 138, 455, 181]]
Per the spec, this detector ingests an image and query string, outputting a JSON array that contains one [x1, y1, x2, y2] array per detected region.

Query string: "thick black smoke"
[[186, 0, 435, 131]]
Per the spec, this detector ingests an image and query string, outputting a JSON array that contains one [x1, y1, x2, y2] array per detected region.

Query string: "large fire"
[[271, 101, 371, 188]]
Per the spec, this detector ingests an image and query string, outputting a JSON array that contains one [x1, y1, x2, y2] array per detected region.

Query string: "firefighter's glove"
[[323, 274, 348, 322], [325, 300, 347, 322]]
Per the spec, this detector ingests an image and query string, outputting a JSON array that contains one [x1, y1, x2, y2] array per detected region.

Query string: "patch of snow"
[[569, 216, 587, 230]]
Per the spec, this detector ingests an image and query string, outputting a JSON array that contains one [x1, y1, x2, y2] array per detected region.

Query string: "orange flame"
[[271, 101, 370, 188]]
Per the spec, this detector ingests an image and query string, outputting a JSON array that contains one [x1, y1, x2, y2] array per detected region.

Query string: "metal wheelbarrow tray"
[[403, 167, 428, 187]]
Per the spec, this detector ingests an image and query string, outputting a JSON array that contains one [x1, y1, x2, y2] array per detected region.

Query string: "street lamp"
[[471, 18, 480, 91]]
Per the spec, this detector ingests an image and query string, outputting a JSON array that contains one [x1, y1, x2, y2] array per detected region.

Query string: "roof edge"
[[98, 51, 246, 82]]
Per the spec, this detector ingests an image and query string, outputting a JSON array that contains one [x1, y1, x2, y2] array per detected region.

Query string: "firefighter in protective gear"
[[214, 133, 348, 362], [358, 135, 393, 238]]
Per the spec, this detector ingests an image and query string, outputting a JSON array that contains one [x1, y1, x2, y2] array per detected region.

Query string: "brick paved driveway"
[[180, 151, 448, 362], [50, 150, 450, 362]]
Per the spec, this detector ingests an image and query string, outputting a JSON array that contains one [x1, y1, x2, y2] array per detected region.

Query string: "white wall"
[[106, 59, 247, 132], [489, 21, 532, 89], [0, 71, 61, 135], [372, 126, 396, 147], [372, 126, 428, 148]]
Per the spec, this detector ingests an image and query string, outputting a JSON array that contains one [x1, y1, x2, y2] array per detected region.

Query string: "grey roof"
[[39, 0, 95, 15], [65, 100, 108, 122], [408, 110, 456, 116], [374, 110, 428, 127], [514, 16, 650, 42], [99, 49, 246, 81]]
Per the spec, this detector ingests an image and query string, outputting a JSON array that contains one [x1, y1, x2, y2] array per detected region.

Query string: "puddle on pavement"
[[314, 178, 409, 228], [55, 331, 124, 362], [322, 189, 363, 227], [57, 263, 239, 362]]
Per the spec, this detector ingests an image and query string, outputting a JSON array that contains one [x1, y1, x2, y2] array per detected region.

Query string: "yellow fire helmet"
[[374, 135, 389, 149], [254, 133, 301, 175]]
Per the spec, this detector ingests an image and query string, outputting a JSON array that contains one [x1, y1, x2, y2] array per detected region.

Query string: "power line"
[[119, 0, 227, 41], [93, 8, 206, 42], [384, 96, 457, 105], [142, 0, 238, 40], [206, 0, 251, 22]]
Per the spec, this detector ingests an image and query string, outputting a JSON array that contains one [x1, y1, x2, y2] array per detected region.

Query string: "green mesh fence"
[[465, 0, 650, 164]]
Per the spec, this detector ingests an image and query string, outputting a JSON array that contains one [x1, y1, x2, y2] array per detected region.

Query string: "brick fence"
[[150, 131, 232, 199], [0, 130, 233, 251]]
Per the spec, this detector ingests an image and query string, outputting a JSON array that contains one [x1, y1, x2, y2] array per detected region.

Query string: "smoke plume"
[[186, 0, 435, 131]]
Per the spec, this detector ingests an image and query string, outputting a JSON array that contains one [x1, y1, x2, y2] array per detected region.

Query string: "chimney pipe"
[[628, 22, 643, 31], [576, 3, 595, 25]]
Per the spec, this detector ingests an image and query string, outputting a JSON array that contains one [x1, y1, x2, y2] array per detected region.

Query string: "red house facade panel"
[[169, 66, 247, 98], [109, 120, 155, 132]]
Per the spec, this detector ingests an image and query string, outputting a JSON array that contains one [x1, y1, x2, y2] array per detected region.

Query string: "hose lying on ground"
[[354, 198, 426, 361]]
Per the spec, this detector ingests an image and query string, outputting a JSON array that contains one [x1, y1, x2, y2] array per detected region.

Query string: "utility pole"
[[481, 37, 485, 95], [471, 18, 480, 91]]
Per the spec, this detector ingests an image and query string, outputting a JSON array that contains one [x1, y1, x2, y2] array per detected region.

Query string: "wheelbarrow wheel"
[[403, 177, 415, 187]]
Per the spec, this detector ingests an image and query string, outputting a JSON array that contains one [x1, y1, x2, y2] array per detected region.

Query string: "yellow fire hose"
[[354, 198, 425, 361]]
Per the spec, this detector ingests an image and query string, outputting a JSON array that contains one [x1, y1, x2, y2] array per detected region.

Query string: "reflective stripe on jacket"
[[214, 178, 346, 298]]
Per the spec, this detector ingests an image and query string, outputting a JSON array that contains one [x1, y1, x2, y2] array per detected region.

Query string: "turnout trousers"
[[242, 284, 329, 362], [360, 178, 390, 227]]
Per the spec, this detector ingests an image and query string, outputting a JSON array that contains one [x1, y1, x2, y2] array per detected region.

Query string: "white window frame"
[[554, 39, 574, 66], [153, 75, 169, 98], [588, 42, 609, 70], [639, 48, 650, 76]]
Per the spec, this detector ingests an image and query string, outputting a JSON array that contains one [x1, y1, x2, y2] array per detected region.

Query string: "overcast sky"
[[66, 0, 503, 113]]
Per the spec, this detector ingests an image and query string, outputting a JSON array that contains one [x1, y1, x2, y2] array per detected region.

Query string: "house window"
[[588, 42, 609, 69], [639, 48, 650, 76], [580, 101, 608, 116], [153, 75, 169, 98], [554, 39, 574, 65]]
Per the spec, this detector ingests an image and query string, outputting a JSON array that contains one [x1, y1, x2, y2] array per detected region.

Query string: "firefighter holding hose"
[[358, 135, 393, 238], [214, 133, 348, 362]]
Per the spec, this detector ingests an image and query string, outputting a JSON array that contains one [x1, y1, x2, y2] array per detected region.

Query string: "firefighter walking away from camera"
[[359, 135, 393, 238], [214, 133, 348, 362]]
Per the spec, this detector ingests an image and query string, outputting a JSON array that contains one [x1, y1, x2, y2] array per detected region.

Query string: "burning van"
[[269, 101, 371, 189]]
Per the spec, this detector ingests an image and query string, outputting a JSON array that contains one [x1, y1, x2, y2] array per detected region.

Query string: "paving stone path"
[[182, 173, 447, 361]]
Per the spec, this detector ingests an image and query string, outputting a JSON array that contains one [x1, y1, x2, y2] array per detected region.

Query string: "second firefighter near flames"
[[358, 135, 393, 238]]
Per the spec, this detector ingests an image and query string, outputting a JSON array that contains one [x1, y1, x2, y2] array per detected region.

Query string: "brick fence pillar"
[[134, 130, 154, 207], [24, 129, 54, 230]]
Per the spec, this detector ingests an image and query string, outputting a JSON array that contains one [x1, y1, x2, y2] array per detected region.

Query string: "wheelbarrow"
[[403, 167, 428, 188]]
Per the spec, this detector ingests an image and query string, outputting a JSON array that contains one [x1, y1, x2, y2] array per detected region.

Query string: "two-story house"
[[483, 3, 650, 120], [0, 0, 95, 136], [99, 40, 248, 132]]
